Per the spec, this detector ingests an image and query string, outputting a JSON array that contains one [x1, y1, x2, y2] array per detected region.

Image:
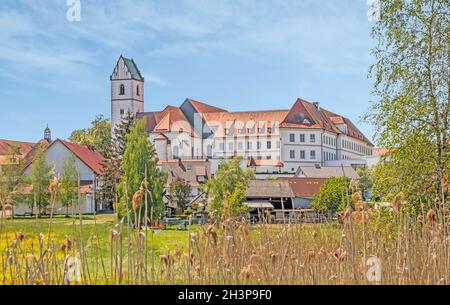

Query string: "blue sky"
[[0, 0, 377, 143]]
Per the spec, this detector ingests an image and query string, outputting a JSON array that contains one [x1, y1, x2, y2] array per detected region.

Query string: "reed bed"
[[1, 203, 449, 285]]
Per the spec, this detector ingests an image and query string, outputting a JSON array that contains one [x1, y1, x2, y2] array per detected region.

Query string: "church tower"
[[110, 55, 144, 134]]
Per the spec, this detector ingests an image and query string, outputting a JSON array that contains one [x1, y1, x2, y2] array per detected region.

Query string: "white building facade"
[[111, 56, 374, 174]]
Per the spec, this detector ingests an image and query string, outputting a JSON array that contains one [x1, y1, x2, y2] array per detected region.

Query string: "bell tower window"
[[136, 85, 140, 96], [119, 84, 125, 95]]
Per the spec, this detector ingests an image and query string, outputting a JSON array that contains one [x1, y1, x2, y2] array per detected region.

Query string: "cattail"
[[269, 252, 277, 265], [210, 230, 218, 246], [240, 224, 249, 239], [239, 264, 253, 280], [160, 254, 174, 267], [15, 232, 25, 242], [426, 209, 437, 224], [249, 254, 263, 265], [349, 179, 359, 192], [307, 250, 316, 263], [352, 192, 363, 205], [392, 192, 403, 212], [132, 187, 144, 210]]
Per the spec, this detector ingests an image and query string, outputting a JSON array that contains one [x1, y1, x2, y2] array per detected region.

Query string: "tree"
[[99, 111, 135, 209], [59, 154, 78, 216], [119, 119, 166, 223], [29, 149, 50, 216], [356, 166, 373, 201], [367, 0, 449, 208], [311, 177, 350, 215], [70, 115, 111, 157], [204, 157, 252, 222], [0, 145, 24, 209], [169, 178, 192, 211]]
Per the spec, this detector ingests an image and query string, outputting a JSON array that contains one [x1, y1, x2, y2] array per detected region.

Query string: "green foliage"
[[118, 119, 167, 223], [204, 157, 252, 222], [169, 178, 192, 211], [70, 115, 111, 157], [311, 177, 350, 214], [356, 166, 373, 201], [59, 154, 78, 215], [366, 0, 450, 208], [29, 149, 50, 215], [99, 111, 135, 209], [371, 133, 437, 212], [0, 146, 24, 208]]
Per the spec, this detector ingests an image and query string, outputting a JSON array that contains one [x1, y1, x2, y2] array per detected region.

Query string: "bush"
[[311, 177, 350, 214]]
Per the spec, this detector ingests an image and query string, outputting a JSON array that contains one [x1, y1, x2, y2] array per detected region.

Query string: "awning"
[[243, 201, 274, 209]]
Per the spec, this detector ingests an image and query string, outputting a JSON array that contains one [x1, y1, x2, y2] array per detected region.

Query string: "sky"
[[0, 0, 378, 143]]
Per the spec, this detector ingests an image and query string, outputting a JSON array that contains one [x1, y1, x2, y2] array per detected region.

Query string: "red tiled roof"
[[57, 140, 105, 175], [285, 178, 326, 198], [138, 106, 198, 136], [373, 147, 389, 156], [247, 158, 284, 167], [0, 139, 35, 156], [186, 98, 227, 113]]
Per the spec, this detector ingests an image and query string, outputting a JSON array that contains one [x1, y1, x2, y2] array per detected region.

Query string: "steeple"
[[110, 55, 145, 134], [44, 124, 52, 142]]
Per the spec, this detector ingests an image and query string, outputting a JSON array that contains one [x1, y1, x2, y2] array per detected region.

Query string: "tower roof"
[[121, 56, 144, 81]]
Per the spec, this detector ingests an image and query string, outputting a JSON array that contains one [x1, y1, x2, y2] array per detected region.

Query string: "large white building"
[[111, 56, 374, 174]]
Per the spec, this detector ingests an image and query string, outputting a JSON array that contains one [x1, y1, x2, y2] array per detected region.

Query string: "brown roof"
[[0, 139, 35, 157], [286, 178, 326, 198], [297, 166, 359, 179], [159, 159, 211, 187], [246, 180, 294, 198]]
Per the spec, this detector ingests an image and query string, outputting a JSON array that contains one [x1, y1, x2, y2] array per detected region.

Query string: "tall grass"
[[0, 197, 449, 285]]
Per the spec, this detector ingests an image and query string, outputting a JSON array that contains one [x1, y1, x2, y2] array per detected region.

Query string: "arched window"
[[136, 85, 140, 96], [119, 84, 125, 95]]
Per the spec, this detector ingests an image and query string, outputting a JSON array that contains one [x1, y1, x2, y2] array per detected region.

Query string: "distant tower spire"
[[44, 124, 52, 142]]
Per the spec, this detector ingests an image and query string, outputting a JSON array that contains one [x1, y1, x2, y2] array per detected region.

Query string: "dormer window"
[[119, 84, 125, 95]]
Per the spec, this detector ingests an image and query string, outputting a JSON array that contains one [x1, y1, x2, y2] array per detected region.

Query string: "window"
[[228, 142, 233, 151], [276, 141, 280, 149], [290, 150, 295, 159], [219, 143, 225, 150], [258, 127, 265, 134], [300, 134, 305, 143], [120, 109, 125, 115], [247, 128, 254, 134], [268, 127, 272, 134], [238, 142, 243, 150], [267, 141, 272, 149], [136, 85, 140, 96], [310, 134, 315, 143], [310, 150, 316, 159], [257, 156, 263, 160], [257, 142, 261, 149], [239, 128, 245, 135], [173, 146, 179, 158], [266, 156, 272, 160], [300, 150, 305, 159], [247, 142, 252, 150], [289, 134, 295, 142], [119, 84, 125, 95]]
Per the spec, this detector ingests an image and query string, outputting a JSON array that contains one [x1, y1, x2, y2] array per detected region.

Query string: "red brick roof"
[[285, 178, 326, 198]]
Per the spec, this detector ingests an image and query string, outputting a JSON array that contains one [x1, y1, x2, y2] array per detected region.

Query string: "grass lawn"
[[0, 214, 201, 284]]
